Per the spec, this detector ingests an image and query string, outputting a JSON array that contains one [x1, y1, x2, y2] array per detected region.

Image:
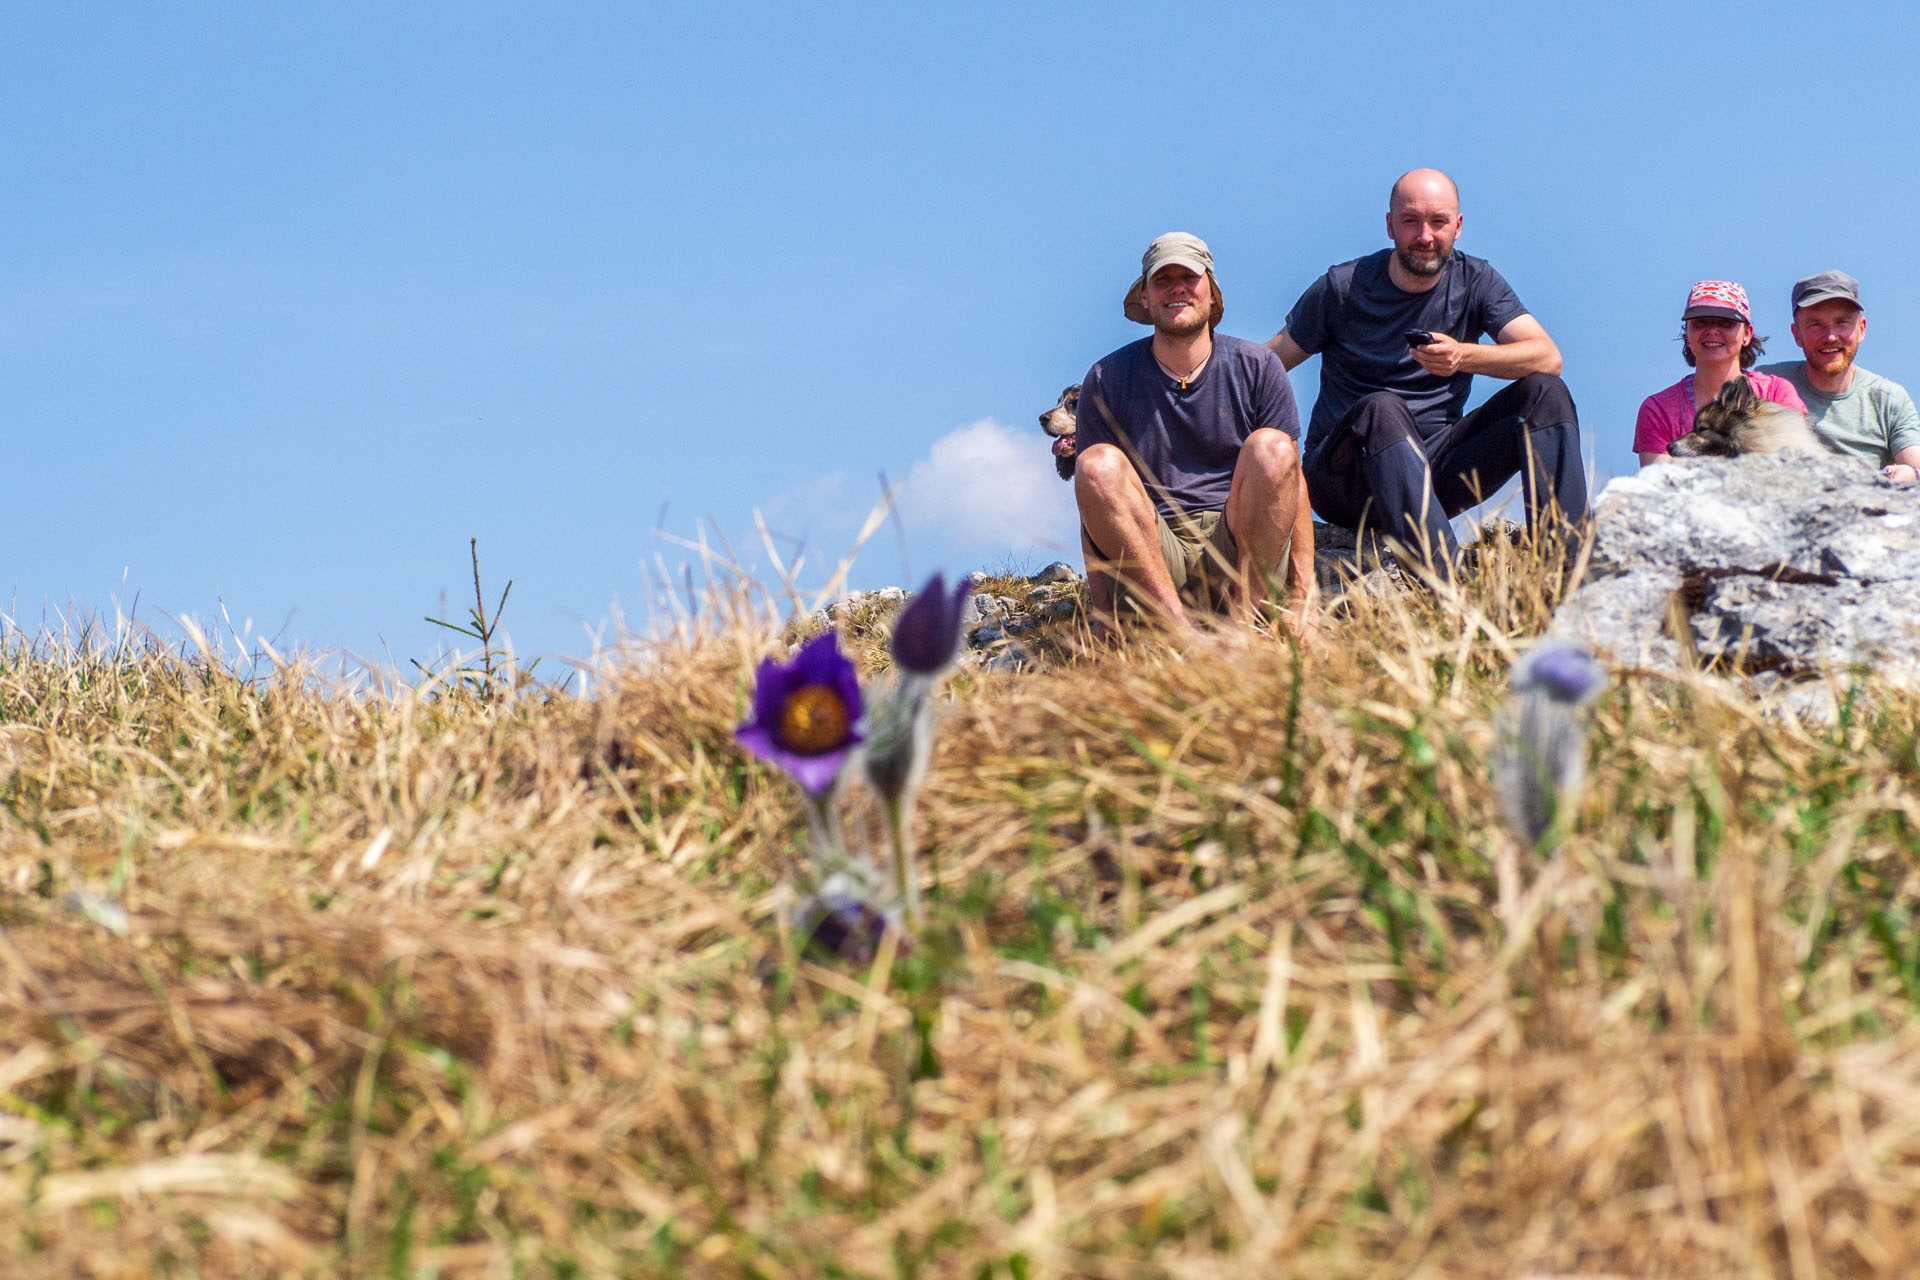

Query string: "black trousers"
[[1304, 372, 1587, 576]]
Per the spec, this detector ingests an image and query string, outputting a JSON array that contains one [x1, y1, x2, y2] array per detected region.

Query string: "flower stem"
[[801, 788, 852, 883], [885, 793, 919, 925]]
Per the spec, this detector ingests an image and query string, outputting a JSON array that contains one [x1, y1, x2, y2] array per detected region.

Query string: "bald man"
[[1267, 170, 1586, 579]]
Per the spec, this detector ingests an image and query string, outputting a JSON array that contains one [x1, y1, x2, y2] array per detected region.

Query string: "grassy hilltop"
[[2, 549, 1919, 1278]]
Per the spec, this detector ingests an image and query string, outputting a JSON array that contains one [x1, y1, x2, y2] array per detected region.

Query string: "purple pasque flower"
[[891, 572, 972, 676], [736, 631, 865, 795]]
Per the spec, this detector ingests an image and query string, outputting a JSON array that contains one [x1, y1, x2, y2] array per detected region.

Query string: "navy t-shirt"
[[1077, 334, 1298, 519], [1285, 249, 1528, 448]]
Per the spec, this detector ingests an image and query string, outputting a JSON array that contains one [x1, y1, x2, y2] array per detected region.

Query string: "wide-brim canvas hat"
[[1123, 232, 1225, 326], [1681, 279, 1752, 325]]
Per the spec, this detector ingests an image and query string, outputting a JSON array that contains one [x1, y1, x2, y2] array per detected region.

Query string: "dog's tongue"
[[1051, 434, 1076, 458]]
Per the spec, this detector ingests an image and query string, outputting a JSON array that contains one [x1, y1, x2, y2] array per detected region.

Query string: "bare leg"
[[1284, 464, 1320, 637], [1224, 429, 1318, 636], [1074, 443, 1189, 632], [1080, 527, 1117, 644]]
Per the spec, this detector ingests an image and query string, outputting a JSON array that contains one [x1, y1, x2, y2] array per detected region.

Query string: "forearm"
[[1460, 335, 1562, 380], [1267, 330, 1310, 371]]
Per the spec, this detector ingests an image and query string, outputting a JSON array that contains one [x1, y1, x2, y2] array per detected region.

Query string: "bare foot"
[[1281, 602, 1322, 648]]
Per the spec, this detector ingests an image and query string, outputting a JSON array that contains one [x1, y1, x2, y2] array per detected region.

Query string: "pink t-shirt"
[[1633, 373, 1808, 455]]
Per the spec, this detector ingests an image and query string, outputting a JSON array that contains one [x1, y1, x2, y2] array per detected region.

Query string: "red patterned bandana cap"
[[1683, 280, 1752, 325]]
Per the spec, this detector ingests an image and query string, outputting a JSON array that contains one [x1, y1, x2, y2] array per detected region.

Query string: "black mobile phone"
[[1404, 329, 1436, 347]]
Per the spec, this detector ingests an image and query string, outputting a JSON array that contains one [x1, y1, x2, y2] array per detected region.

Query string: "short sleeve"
[[1633, 392, 1676, 454], [1252, 350, 1301, 439], [1474, 265, 1528, 339], [1283, 272, 1334, 355], [1885, 385, 1920, 455], [1076, 359, 1115, 451]]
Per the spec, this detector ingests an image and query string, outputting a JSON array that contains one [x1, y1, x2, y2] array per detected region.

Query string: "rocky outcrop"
[[1554, 452, 1920, 691], [961, 566, 1083, 672], [1311, 522, 1412, 596]]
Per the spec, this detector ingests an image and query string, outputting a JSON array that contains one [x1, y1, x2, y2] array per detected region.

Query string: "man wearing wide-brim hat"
[[1074, 232, 1316, 639], [1757, 270, 1920, 483]]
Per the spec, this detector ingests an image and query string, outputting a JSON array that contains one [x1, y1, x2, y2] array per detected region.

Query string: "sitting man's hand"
[[1883, 463, 1918, 483], [1411, 332, 1467, 377]]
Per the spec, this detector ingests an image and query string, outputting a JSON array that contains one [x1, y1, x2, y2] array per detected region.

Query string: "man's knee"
[[1239, 428, 1302, 480], [1515, 372, 1577, 428], [1073, 442, 1137, 499], [1347, 392, 1420, 450]]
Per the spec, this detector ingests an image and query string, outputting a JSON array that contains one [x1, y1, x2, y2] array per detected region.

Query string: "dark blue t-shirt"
[[1285, 249, 1527, 448], [1077, 334, 1298, 519]]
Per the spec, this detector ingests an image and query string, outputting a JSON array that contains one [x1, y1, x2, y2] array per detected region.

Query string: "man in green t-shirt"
[[1758, 270, 1920, 483]]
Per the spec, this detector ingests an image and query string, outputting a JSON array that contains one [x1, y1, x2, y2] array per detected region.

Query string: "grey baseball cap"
[[1791, 269, 1863, 311], [1123, 232, 1225, 326]]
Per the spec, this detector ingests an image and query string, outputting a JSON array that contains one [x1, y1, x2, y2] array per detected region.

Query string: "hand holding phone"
[[1404, 329, 1436, 347]]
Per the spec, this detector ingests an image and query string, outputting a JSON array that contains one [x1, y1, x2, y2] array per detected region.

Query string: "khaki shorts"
[[1095, 510, 1290, 617]]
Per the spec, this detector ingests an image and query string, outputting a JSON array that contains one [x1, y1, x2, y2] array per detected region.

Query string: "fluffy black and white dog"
[[1039, 383, 1079, 480]]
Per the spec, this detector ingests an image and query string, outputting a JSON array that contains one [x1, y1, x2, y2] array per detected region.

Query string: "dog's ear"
[[1718, 376, 1762, 411]]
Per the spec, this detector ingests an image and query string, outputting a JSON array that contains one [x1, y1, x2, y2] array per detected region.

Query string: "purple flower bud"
[[735, 631, 865, 795], [1512, 640, 1606, 707], [1497, 639, 1607, 847], [794, 889, 907, 964], [890, 572, 972, 676]]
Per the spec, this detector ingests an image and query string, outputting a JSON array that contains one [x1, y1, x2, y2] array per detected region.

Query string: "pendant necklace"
[[1156, 351, 1210, 389]]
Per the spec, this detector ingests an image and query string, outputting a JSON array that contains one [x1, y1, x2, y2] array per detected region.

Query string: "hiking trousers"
[[1303, 373, 1587, 577]]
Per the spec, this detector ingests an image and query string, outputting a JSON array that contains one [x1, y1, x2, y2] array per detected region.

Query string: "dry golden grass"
[[3, 544, 1919, 1278]]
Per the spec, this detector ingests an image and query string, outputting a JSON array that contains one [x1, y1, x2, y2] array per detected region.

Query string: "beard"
[[1153, 304, 1210, 339], [1395, 243, 1453, 278], [1809, 344, 1857, 377]]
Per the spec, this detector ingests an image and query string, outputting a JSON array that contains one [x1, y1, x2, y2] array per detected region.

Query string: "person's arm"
[[1633, 392, 1673, 469], [1882, 389, 1920, 481], [1266, 329, 1311, 371], [1411, 313, 1563, 381], [1269, 274, 1331, 374]]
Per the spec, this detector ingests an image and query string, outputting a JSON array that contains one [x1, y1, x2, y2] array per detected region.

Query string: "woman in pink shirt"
[[1633, 280, 1807, 466]]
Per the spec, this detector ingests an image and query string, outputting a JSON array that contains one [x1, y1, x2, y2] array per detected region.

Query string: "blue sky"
[[5, 3, 1915, 673]]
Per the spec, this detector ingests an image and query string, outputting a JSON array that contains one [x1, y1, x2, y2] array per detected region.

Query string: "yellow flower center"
[[777, 685, 849, 755]]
